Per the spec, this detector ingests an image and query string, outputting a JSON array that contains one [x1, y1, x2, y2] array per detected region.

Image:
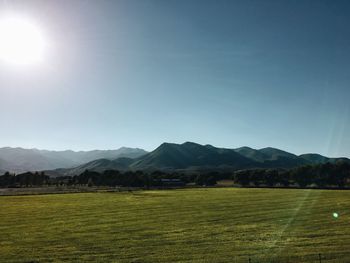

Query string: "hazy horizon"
[[1, 0, 350, 157]]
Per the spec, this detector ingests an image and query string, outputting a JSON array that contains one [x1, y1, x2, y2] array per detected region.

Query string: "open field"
[[1, 188, 350, 262]]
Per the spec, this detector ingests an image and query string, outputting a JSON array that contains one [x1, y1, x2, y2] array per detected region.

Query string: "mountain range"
[[0, 147, 147, 174], [45, 142, 350, 176]]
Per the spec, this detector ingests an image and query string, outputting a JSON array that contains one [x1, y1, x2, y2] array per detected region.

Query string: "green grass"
[[1, 188, 350, 262]]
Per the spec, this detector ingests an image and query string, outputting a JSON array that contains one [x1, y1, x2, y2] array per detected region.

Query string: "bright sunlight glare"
[[0, 14, 47, 66]]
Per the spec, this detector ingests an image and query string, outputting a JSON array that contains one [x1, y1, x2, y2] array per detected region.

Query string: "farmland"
[[0, 188, 350, 262]]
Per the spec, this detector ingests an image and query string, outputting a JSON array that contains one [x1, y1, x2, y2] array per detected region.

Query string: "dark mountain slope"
[[130, 142, 257, 170], [300, 153, 350, 164], [52, 157, 135, 176], [234, 147, 269, 162], [257, 147, 307, 168], [258, 147, 298, 160], [299, 153, 330, 164]]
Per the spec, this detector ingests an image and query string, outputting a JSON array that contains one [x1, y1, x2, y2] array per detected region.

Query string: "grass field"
[[1, 188, 350, 263]]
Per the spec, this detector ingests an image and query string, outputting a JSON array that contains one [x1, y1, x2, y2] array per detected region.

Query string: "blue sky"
[[0, 0, 350, 156]]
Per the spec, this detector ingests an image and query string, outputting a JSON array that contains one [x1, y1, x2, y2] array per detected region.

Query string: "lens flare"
[[0, 14, 46, 65]]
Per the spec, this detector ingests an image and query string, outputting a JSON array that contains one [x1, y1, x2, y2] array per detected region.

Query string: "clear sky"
[[0, 0, 349, 157]]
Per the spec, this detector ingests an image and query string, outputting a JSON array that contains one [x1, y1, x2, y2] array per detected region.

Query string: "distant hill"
[[54, 157, 135, 176], [235, 147, 322, 168], [258, 147, 298, 160], [55, 142, 257, 176], [258, 147, 308, 168], [299, 153, 330, 164], [299, 153, 350, 165], [0, 147, 147, 173], [130, 142, 255, 170], [234, 147, 268, 162], [52, 142, 350, 176]]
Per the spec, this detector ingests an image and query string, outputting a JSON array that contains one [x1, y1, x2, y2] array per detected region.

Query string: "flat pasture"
[[1, 188, 349, 262]]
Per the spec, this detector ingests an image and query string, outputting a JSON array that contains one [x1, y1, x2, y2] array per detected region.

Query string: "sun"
[[0, 14, 47, 66]]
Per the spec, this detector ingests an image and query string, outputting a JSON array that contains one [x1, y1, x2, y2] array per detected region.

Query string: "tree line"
[[233, 161, 350, 188], [0, 170, 217, 188], [0, 171, 49, 187], [1, 161, 350, 189]]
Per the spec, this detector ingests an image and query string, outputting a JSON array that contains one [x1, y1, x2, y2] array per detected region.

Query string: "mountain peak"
[[259, 147, 297, 158], [182, 141, 200, 146], [130, 141, 255, 171]]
